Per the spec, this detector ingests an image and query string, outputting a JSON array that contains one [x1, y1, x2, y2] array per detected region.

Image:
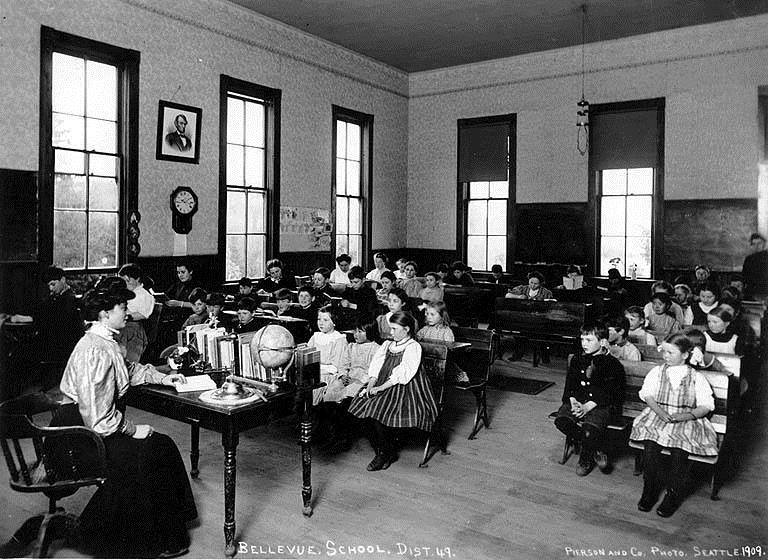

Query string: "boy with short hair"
[[235, 296, 258, 334], [555, 321, 625, 476], [605, 315, 641, 361], [272, 288, 295, 316]]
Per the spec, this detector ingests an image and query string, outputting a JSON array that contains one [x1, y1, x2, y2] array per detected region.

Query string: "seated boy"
[[235, 296, 259, 334], [605, 315, 641, 361], [555, 321, 625, 476], [284, 286, 319, 329], [625, 306, 656, 346], [205, 292, 230, 330]]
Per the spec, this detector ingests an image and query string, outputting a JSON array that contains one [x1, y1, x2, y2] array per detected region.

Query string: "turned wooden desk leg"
[[300, 397, 313, 517], [222, 429, 239, 557], [190, 420, 200, 479]]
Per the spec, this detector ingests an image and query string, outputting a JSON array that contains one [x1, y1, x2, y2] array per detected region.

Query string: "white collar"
[[89, 322, 119, 341]]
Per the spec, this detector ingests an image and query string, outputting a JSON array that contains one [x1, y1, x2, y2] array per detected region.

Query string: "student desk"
[[126, 382, 316, 557]]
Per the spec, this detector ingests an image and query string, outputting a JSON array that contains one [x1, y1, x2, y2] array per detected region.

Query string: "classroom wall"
[[407, 14, 768, 251], [0, 0, 409, 258]]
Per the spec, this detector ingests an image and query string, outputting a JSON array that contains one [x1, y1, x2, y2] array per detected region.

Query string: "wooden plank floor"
[[2, 354, 766, 559]]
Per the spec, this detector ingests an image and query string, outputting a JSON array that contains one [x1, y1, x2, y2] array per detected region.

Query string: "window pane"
[[244, 147, 264, 189], [227, 144, 244, 186], [489, 181, 508, 198], [53, 113, 84, 149], [227, 98, 244, 145], [627, 168, 653, 195], [467, 200, 487, 235], [55, 150, 84, 174], [54, 174, 86, 209], [336, 197, 348, 234], [600, 197, 626, 236], [89, 154, 118, 177], [626, 196, 652, 237], [86, 118, 116, 153], [336, 121, 347, 159], [626, 237, 652, 279], [247, 190, 264, 233], [226, 235, 245, 281], [53, 210, 86, 269], [469, 182, 489, 199], [227, 190, 246, 233], [336, 159, 346, 195], [601, 169, 626, 195], [487, 200, 506, 235], [246, 235, 265, 278], [349, 198, 361, 234], [85, 60, 117, 120], [245, 102, 265, 148], [600, 236, 626, 276], [89, 177, 119, 211], [467, 236, 487, 271], [336, 235, 348, 257], [346, 123, 361, 161], [487, 236, 506, 270], [88, 212, 118, 268], [349, 235, 362, 268], [345, 160, 360, 197], [52, 53, 84, 115]]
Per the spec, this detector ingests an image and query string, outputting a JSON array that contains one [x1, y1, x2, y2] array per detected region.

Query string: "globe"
[[250, 325, 295, 369]]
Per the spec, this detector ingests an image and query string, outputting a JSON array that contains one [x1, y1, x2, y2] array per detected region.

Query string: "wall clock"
[[170, 186, 198, 234]]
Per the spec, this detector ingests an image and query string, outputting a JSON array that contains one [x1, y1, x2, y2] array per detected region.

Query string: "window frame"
[[218, 75, 281, 285], [39, 26, 139, 272], [588, 98, 665, 278], [456, 114, 516, 272], [331, 105, 373, 264]]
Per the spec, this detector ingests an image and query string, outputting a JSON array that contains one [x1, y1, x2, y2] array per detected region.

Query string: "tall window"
[[597, 168, 654, 277], [466, 178, 509, 271], [457, 115, 515, 271], [220, 77, 280, 282], [40, 27, 139, 271], [590, 99, 664, 278], [333, 106, 372, 266]]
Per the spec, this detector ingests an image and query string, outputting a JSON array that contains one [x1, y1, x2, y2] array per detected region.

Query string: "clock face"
[[173, 189, 196, 215]]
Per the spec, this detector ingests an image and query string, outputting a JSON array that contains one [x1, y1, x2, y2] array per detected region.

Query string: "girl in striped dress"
[[348, 311, 438, 471], [631, 333, 718, 517]]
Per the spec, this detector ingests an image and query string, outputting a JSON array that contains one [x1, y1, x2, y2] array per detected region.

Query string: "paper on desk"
[[173, 375, 216, 393]]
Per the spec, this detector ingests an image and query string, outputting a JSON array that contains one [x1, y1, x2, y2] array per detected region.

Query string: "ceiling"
[[227, 0, 768, 72]]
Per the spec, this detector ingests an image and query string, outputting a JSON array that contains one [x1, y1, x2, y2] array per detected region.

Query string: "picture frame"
[[156, 100, 202, 164]]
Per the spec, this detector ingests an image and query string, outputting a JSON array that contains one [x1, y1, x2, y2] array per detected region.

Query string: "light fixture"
[[576, 4, 590, 156]]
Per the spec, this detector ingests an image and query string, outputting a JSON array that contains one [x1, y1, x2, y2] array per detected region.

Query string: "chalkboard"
[[0, 169, 37, 262], [663, 199, 757, 271], [514, 203, 588, 265]]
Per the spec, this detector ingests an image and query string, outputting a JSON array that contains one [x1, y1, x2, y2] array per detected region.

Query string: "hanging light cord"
[[576, 3, 589, 156]]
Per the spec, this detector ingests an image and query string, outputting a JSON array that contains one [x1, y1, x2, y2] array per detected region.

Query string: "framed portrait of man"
[[156, 100, 202, 164]]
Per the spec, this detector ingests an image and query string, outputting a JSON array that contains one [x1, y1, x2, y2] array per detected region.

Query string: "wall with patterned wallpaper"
[[407, 15, 768, 249], [0, 0, 409, 257]]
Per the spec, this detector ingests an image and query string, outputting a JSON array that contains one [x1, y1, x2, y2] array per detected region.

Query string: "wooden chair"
[[0, 393, 107, 557], [418, 341, 449, 467], [451, 327, 501, 439]]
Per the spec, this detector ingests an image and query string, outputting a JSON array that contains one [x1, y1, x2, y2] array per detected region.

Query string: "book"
[[173, 374, 216, 393], [562, 275, 584, 290]]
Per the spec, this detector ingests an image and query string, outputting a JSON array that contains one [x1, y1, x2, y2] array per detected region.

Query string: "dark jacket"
[[562, 351, 625, 415]]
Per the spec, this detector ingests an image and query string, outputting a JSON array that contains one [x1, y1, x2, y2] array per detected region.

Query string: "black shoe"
[[656, 491, 680, 517], [595, 451, 612, 474], [367, 453, 389, 471], [637, 484, 661, 512], [576, 461, 594, 477]]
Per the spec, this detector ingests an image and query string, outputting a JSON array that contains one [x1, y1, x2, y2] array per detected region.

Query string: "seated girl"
[[704, 305, 742, 355], [631, 333, 718, 517], [642, 280, 685, 325], [506, 271, 553, 300], [625, 306, 656, 346], [347, 311, 439, 471], [645, 292, 681, 340], [691, 280, 720, 326], [375, 270, 397, 308], [673, 283, 695, 326], [416, 301, 469, 383], [376, 287, 410, 341], [308, 306, 348, 406], [419, 272, 444, 305], [685, 328, 729, 372]]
